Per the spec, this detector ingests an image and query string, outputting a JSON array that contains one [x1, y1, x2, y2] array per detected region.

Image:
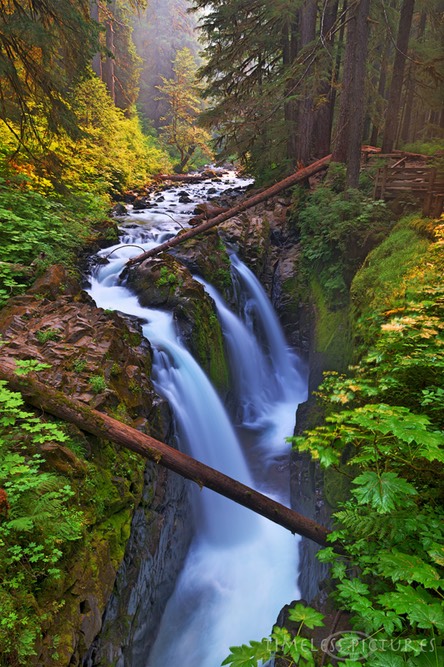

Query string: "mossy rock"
[[171, 231, 233, 297], [219, 213, 271, 278], [126, 255, 229, 393], [310, 278, 352, 373], [350, 217, 431, 351]]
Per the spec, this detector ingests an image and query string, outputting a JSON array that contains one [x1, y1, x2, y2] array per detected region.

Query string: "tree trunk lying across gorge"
[[0, 358, 330, 547], [126, 154, 332, 267]]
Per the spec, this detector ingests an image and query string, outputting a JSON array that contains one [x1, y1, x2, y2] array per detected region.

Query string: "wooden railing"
[[373, 160, 444, 217]]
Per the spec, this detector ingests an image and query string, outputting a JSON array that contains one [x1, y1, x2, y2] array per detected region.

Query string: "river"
[[87, 171, 307, 666]]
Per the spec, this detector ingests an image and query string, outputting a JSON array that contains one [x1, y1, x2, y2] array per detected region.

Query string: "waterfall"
[[194, 277, 273, 423], [87, 172, 306, 667], [230, 254, 304, 404]]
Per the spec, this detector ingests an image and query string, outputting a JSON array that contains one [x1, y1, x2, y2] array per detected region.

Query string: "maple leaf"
[[377, 551, 443, 588], [352, 471, 417, 513]]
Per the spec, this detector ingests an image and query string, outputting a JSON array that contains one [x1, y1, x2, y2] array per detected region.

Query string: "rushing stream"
[[87, 171, 307, 666]]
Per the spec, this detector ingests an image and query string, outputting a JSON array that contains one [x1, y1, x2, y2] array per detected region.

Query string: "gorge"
[[81, 171, 309, 665]]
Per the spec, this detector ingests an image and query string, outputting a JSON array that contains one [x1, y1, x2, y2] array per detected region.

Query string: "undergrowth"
[[0, 180, 108, 308], [0, 361, 145, 665], [291, 165, 394, 307], [0, 377, 83, 663]]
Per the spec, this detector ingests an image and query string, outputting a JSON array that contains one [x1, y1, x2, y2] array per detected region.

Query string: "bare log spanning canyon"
[[127, 154, 332, 267], [0, 359, 330, 547]]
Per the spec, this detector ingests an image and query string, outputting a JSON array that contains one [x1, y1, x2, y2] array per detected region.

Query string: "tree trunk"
[[381, 0, 415, 153], [126, 154, 332, 267], [283, 15, 299, 167], [89, 1, 102, 78], [295, 0, 317, 165], [332, 0, 371, 188], [176, 145, 196, 173], [312, 0, 339, 158], [102, 3, 116, 102], [400, 64, 414, 143], [400, 10, 426, 144], [0, 359, 330, 546], [329, 0, 348, 132], [369, 34, 391, 147]]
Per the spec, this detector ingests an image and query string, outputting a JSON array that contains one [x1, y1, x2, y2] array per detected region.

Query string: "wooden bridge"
[[368, 152, 444, 217]]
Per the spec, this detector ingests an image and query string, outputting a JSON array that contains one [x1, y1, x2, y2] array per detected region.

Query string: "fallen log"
[[127, 154, 332, 267], [0, 358, 330, 547], [154, 169, 228, 184], [154, 173, 210, 184]]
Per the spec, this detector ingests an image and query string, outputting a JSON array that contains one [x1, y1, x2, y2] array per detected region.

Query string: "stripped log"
[[154, 172, 225, 184], [127, 155, 332, 267], [0, 358, 330, 546]]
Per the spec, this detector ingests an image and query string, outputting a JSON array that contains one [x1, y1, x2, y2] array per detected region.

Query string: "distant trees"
[[332, 0, 371, 187], [0, 0, 171, 193], [192, 0, 444, 181], [131, 0, 199, 128], [156, 47, 213, 171], [381, 0, 416, 152], [89, 0, 144, 111]]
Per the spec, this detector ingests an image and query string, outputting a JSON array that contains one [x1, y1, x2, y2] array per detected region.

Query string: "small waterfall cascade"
[[230, 254, 303, 405], [87, 171, 307, 667], [194, 276, 272, 423]]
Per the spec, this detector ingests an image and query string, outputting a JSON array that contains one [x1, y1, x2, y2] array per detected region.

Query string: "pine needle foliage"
[[0, 0, 100, 140]]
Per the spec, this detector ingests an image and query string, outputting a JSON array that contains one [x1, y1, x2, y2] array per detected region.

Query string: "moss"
[[181, 293, 230, 393], [110, 362, 121, 377], [311, 278, 352, 372], [282, 275, 305, 306], [98, 509, 134, 567], [121, 329, 142, 347], [351, 216, 431, 351]]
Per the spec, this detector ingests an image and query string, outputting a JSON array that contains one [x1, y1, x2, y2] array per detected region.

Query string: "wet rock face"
[[125, 253, 230, 394], [0, 294, 152, 418], [83, 464, 192, 667], [0, 267, 192, 667]]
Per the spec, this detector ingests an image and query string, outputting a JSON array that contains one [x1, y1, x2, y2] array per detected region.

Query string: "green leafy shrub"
[[222, 603, 325, 666], [88, 375, 107, 394], [294, 185, 393, 305], [0, 179, 107, 308], [0, 381, 83, 664]]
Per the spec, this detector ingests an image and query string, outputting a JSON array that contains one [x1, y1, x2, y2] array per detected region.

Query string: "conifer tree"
[[0, 0, 100, 138], [332, 0, 371, 187], [156, 47, 213, 171], [132, 0, 198, 128], [381, 0, 416, 152]]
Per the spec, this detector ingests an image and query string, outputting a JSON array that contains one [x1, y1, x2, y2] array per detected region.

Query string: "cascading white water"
[[87, 172, 307, 667], [230, 254, 304, 404], [194, 277, 274, 423]]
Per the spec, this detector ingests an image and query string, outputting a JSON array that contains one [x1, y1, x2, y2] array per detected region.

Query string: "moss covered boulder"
[[171, 230, 233, 297], [125, 254, 229, 394]]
